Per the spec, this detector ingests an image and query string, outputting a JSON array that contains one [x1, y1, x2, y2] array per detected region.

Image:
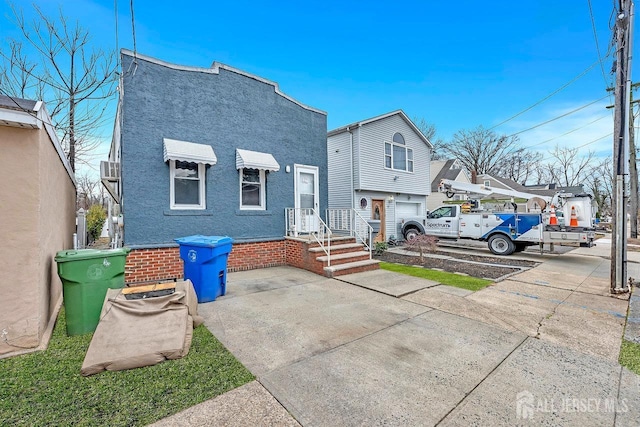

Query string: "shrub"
[[86, 204, 106, 242], [404, 234, 438, 262], [374, 241, 388, 256]]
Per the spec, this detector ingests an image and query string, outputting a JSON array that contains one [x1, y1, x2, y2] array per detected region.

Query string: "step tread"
[[308, 243, 364, 253], [323, 259, 381, 272], [316, 251, 371, 262]]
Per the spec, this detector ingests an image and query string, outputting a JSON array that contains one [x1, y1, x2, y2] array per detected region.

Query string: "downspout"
[[347, 126, 354, 210]]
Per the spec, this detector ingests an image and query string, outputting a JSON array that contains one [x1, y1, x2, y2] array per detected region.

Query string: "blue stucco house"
[[106, 50, 328, 282]]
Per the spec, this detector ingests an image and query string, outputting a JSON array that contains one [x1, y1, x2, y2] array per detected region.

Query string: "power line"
[[488, 59, 601, 130], [114, 0, 119, 68], [537, 132, 613, 163], [507, 94, 609, 137], [525, 114, 609, 148], [130, 0, 137, 58], [588, 0, 613, 89]]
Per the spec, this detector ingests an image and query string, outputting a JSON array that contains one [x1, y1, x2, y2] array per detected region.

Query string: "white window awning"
[[235, 148, 280, 171], [163, 138, 217, 165]]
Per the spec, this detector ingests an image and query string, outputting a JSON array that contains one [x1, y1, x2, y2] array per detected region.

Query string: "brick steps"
[[309, 243, 364, 255], [286, 235, 379, 277], [323, 259, 381, 278], [316, 251, 371, 266]]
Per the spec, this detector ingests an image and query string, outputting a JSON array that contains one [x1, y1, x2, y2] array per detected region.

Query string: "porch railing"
[[326, 208, 373, 259], [285, 208, 332, 266]]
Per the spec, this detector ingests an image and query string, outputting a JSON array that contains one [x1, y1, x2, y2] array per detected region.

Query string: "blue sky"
[[1, 0, 632, 173]]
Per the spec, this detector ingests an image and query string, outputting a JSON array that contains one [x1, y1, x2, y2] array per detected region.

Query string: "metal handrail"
[[326, 208, 353, 236], [285, 208, 333, 266], [353, 209, 373, 259], [326, 208, 373, 259]]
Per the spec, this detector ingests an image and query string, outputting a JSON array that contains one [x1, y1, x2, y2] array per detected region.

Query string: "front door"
[[371, 199, 386, 243], [294, 164, 319, 234]]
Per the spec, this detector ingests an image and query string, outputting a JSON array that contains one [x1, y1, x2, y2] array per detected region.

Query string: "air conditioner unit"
[[101, 161, 120, 203], [100, 161, 120, 182]]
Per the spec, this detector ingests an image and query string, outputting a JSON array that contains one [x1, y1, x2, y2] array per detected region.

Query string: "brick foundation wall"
[[125, 247, 183, 284], [125, 240, 290, 284], [227, 240, 286, 272]]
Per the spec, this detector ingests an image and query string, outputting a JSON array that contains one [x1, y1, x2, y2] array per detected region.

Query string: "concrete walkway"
[[153, 245, 640, 426]]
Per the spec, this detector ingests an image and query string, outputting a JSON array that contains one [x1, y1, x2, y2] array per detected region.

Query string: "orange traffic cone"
[[569, 206, 578, 227], [549, 205, 558, 225]]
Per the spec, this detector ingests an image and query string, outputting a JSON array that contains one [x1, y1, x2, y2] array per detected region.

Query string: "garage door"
[[395, 202, 422, 218]]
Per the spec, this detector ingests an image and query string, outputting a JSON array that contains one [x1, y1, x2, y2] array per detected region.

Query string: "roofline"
[[327, 109, 433, 148], [120, 49, 326, 116]]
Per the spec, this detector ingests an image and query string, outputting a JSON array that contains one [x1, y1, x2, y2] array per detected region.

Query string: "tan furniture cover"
[[81, 280, 203, 376]]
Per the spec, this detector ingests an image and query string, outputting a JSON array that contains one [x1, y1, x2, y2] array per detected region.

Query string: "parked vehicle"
[[407, 179, 597, 255]]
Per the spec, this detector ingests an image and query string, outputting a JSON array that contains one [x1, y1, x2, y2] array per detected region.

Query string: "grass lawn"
[[0, 307, 254, 426], [619, 339, 640, 375], [380, 262, 493, 292]]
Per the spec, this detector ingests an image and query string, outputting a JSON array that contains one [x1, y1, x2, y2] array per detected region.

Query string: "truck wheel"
[[488, 234, 516, 255], [404, 227, 421, 241]]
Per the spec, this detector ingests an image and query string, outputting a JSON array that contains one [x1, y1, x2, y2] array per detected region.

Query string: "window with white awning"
[[235, 149, 279, 210], [164, 138, 216, 210]]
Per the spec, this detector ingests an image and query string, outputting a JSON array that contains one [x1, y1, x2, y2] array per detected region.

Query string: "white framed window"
[[170, 160, 206, 210], [484, 180, 491, 187], [240, 168, 265, 210], [384, 132, 413, 172]]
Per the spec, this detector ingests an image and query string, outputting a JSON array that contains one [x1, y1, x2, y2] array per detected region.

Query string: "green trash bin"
[[54, 248, 131, 336]]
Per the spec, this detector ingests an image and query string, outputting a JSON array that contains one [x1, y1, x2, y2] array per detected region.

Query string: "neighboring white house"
[[428, 159, 471, 211], [327, 110, 432, 242]]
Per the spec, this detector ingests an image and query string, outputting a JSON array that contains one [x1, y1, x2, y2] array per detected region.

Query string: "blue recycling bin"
[[175, 235, 234, 303]]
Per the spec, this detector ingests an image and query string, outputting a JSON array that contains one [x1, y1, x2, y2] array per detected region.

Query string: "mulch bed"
[[376, 250, 539, 280]]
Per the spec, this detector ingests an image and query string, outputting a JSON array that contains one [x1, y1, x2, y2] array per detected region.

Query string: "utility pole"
[[629, 84, 640, 239], [612, 0, 634, 294]]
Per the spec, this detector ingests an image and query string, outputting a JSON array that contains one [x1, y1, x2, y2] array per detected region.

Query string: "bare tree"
[[412, 117, 445, 159], [493, 148, 543, 184], [76, 172, 107, 210], [542, 145, 596, 187], [439, 126, 521, 177], [0, 4, 116, 171], [584, 158, 614, 218]]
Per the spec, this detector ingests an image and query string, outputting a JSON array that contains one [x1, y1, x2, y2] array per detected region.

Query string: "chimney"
[[471, 170, 477, 184]]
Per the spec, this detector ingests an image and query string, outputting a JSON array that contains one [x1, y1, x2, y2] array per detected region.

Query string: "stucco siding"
[[357, 114, 430, 195], [38, 127, 75, 332], [0, 123, 74, 355], [0, 127, 40, 353], [120, 53, 327, 246], [327, 132, 353, 209]]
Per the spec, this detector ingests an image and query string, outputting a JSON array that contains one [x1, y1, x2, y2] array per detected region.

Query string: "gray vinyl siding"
[[354, 190, 396, 240], [327, 132, 353, 209], [352, 127, 361, 190], [357, 114, 430, 195]]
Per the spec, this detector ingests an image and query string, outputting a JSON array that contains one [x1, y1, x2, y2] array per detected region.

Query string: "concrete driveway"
[[154, 247, 640, 426]]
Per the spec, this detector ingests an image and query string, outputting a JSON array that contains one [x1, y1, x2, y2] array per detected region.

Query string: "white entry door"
[[294, 164, 319, 234]]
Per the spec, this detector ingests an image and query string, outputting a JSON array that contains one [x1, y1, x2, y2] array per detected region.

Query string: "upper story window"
[[385, 132, 413, 172], [170, 160, 206, 209], [484, 180, 491, 187], [240, 168, 266, 210]]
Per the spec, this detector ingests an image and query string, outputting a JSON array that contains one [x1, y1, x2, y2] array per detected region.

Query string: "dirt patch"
[[376, 250, 539, 280]]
